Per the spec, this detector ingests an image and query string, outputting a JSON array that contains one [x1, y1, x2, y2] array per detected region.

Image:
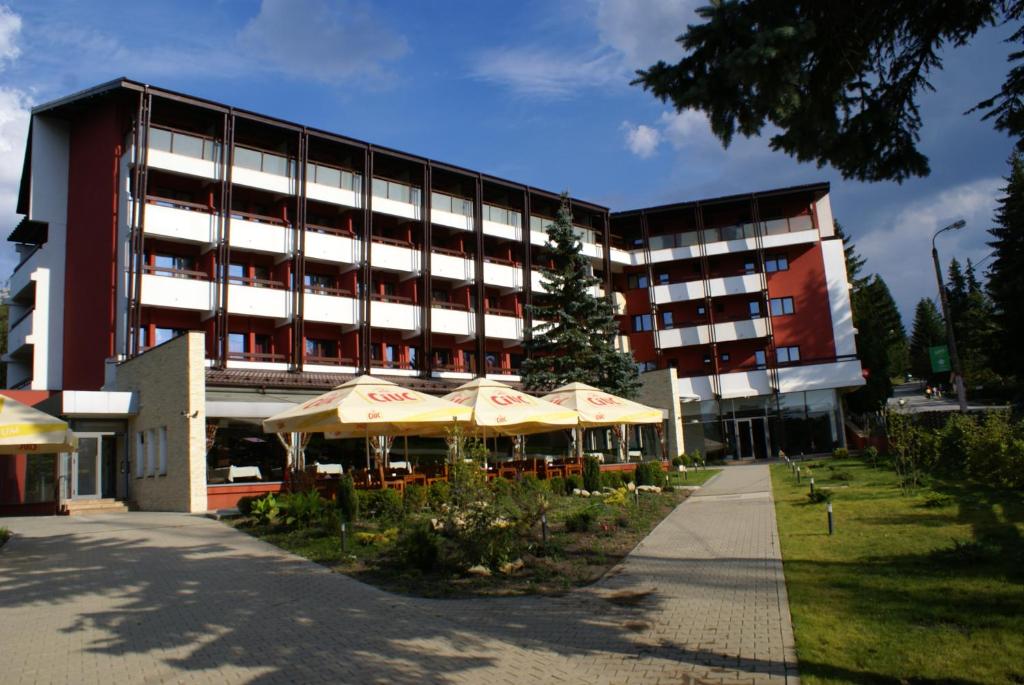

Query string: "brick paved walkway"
[[0, 464, 797, 684]]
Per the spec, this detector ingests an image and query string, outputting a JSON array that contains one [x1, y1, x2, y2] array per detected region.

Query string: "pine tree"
[[988, 152, 1024, 383], [834, 220, 868, 291], [908, 298, 946, 382], [521, 194, 640, 398], [847, 275, 906, 412]]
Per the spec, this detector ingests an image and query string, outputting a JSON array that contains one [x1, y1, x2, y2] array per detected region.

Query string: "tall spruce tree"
[[521, 194, 640, 398], [988, 152, 1024, 384], [835, 220, 868, 290], [847, 275, 906, 413], [908, 298, 946, 382], [945, 258, 999, 386]]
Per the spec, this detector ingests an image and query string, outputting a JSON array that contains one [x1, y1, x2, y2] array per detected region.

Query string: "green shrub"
[[278, 490, 328, 528], [833, 447, 850, 459], [600, 471, 623, 490], [359, 489, 404, 522], [583, 456, 601, 493], [404, 483, 428, 514], [547, 476, 565, 497], [565, 474, 583, 493], [236, 496, 257, 516], [830, 470, 854, 482], [634, 462, 663, 486], [619, 469, 634, 484], [671, 456, 684, 467], [565, 507, 597, 533], [397, 520, 442, 571], [923, 493, 955, 508], [807, 488, 833, 503], [427, 480, 450, 512], [250, 494, 279, 526], [0, 526, 10, 545], [519, 473, 546, 495], [862, 446, 880, 467], [337, 475, 359, 522]]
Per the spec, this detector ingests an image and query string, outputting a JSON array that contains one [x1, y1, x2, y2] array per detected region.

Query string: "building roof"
[[611, 182, 831, 218]]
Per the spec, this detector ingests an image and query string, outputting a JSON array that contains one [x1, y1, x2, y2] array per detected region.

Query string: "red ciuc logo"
[[587, 396, 619, 406], [550, 397, 567, 405], [301, 391, 341, 409], [367, 411, 382, 420], [496, 415, 507, 423], [367, 391, 417, 403], [491, 394, 528, 407]]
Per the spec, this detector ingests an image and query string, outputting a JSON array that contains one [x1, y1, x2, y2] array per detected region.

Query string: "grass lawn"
[[771, 458, 1024, 685], [233, 469, 720, 597], [0, 526, 9, 548], [666, 467, 720, 488]]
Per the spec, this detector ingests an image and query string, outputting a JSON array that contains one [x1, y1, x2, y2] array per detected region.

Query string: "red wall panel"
[[766, 243, 835, 361]]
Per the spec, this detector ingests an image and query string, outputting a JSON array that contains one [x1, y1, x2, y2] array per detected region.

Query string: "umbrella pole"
[[576, 425, 584, 461], [365, 428, 370, 470], [404, 433, 410, 472]]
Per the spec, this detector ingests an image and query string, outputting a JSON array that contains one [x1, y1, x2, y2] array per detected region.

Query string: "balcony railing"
[[228, 275, 287, 290], [305, 355, 356, 366], [434, 361, 476, 373], [230, 209, 289, 227], [483, 202, 522, 227], [233, 143, 294, 177], [370, 359, 417, 370], [432, 191, 473, 217], [146, 195, 212, 213], [306, 161, 362, 192], [143, 264, 210, 280], [484, 306, 518, 317], [370, 292, 414, 304], [149, 125, 219, 162], [303, 284, 352, 297], [306, 222, 355, 237], [432, 245, 473, 259], [483, 255, 520, 267], [227, 351, 288, 363], [372, 177, 422, 205], [432, 300, 471, 311], [371, 235, 415, 248]]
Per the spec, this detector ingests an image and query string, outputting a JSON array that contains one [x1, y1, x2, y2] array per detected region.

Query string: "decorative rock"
[[580, 490, 591, 497], [572, 488, 582, 495], [627, 482, 636, 492], [467, 564, 492, 577], [498, 558, 525, 575]]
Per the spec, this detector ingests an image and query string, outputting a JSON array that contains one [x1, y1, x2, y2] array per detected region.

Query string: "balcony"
[[718, 367, 773, 399], [430, 248, 474, 282], [484, 310, 522, 340], [482, 257, 522, 290], [482, 203, 522, 240], [139, 266, 216, 312], [370, 237, 421, 274], [147, 126, 219, 181], [227, 278, 290, 319], [306, 162, 362, 209], [431, 191, 474, 231], [657, 317, 769, 350], [370, 294, 420, 332], [303, 288, 358, 326], [431, 303, 475, 337], [651, 273, 763, 305], [9, 245, 44, 301], [230, 211, 294, 255], [232, 145, 295, 195], [7, 308, 33, 354], [372, 178, 421, 221], [144, 198, 216, 244], [304, 225, 359, 266], [775, 357, 865, 393], [304, 354, 358, 374], [226, 351, 289, 372]]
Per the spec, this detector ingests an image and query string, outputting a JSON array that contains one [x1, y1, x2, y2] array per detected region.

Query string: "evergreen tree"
[[988, 152, 1024, 383], [944, 258, 999, 386], [635, 2, 1024, 183], [521, 194, 640, 398], [834, 220, 867, 290], [847, 275, 906, 412], [908, 298, 946, 382]]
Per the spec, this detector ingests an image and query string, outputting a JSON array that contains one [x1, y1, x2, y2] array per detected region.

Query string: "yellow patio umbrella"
[[541, 382, 664, 460], [0, 394, 78, 454], [262, 375, 472, 468]]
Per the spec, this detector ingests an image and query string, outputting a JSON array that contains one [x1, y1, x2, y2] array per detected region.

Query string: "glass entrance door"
[[72, 437, 101, 499], [736, 419, 754, 459]]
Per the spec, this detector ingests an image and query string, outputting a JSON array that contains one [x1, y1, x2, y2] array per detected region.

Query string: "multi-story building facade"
[[1, 79, 862, 514]]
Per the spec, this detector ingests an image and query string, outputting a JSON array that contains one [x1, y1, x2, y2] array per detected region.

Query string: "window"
[[434, 348, 452, 366], [636, 361, 658, 372], [146, 428, 156, 476], [462, 350, 476, 372], [385, 344, 399, 366], [661, 311, 674, 329], [306, 338, 337, 358], [748, 301, 762, 318], [252, 265, 270, 286], [408, 347, 418, 369], [702, 354, 712, 365], [777, 346, 801, 363], [657, 272, 670, 284], [228, 263, 246, 282], [253, 335, 272, 355], [486, 352, 500, 369], [627, 273, 649, 289], [744, 260, 757, 275], [632, 314, 653, 332], [770, 297, 795, 316], [158, 427, 168, 476], [154, 327, 185, 346], [755, 349, 767, 369], [228, 333, 246, 355], [304, 273, 334, 291], [135, 432, 144, 478], [696, 304, 707, 317], [432, 289, 451, 304], [765, 254, 789, 272], [721, 353, 731, 362], [153, 254, 195, 275]]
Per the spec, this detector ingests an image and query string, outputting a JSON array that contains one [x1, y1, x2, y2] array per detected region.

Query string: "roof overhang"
[[8, 217, 48, 245]]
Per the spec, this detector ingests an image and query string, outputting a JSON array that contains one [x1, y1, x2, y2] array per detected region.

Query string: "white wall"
[[821, 238, 858, 357]]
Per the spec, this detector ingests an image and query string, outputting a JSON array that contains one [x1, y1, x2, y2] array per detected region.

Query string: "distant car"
[[904, 373, 914, 382]]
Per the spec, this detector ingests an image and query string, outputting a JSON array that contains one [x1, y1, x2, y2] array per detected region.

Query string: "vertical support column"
[[359, 147, 374, 373], [640, 210, 659, 357], [291, 129, 309, 372], [127, 89, 153, 358], [124, 92, 144, 358], [696, 204, 726, 445], [420, 163, 433, 378], [473, 175, 485, 377], [521, 188, 533, 355], [215, 110, 236, 368], [602, 211, 613, 298], [751, 195, 783, 451]]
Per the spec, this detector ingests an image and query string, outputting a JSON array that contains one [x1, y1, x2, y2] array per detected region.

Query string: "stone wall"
[[637, 368, 685, 458], [113, 331, 207, 512]]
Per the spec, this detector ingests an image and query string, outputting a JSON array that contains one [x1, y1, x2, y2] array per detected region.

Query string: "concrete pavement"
[[0, 464, 797, 684]]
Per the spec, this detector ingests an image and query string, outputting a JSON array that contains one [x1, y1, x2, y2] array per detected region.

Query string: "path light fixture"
[[931, 219, 969, 412], [827, 501, 834, 535]]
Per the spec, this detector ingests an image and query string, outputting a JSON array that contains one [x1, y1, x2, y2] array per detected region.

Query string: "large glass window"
[[234, 147, 262, 172], [174, 134, 204, 159], [154, 327, 184, 346], [632, 314, 653, 332], [149, 128, 173, 152], [23, 454, 56, 503], [153, 254, 195, 274], [770, 297, 795, 316], [648, 234, 675, 250], [754, 349, 767, 368], [228, 333, 246, 354], [777, 346, 800, 363], [765, 254, 789, 272], [306, 338, 337, 358], [627, 273, 649, 289]]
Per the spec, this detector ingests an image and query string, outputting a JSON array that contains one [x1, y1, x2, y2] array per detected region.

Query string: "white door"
[[71, 436, 102, 499]]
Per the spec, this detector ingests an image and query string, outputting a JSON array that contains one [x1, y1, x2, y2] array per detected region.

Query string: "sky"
[[0, 0, 1017, 326]]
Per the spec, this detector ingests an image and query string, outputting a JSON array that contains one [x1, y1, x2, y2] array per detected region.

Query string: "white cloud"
[[857, 177, 1001, 318], [236, 0, 407, 83], [471, 47, 624, 97], [658, 109, 712, 149], [622, 121, 661, 157], [593, 0, 700, 70], [0, 4, 21, 65]]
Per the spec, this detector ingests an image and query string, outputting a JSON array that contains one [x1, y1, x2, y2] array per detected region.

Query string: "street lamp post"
[[931, 219, 968, 412]]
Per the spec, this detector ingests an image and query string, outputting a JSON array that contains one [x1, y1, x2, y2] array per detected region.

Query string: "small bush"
[[236, 496, 257, 516], [278, 490, 328, 529], [359, 489, 404, 522], [398, 520, 442, 571], [634, 462, 663, 486], [583, 456, 601, 493], [863, 446, 880, 467], [807, 488, 833, 503], [833, 447, 850, 459], [0, 526, 10, 545], [565, 507, 597, 533], [671, 456, 684, 467], [404, 483, 428, 514], [547, 476, 565, 497], [600, 471, 623, 490], [337, 475, 359, 522], [490, 477, 516, 501], [565, 474, 583, 493], [427, 481, 450, 512], [519, 473, 546, 495], [830, 470, 854, 482], [922, 493, 955, 508], [250, 494, 279, 526]]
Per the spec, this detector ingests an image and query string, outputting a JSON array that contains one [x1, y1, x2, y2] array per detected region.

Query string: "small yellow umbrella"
[[263, 375, 471, 468], [541, 382, 664, 460], [442, 378, 578, 437], [0, 394, 78, 454]]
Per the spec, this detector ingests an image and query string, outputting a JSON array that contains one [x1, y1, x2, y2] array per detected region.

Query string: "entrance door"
[[72, 436, 101, 499], [736, 419, 755, 459], [751, 417, 769, 459]]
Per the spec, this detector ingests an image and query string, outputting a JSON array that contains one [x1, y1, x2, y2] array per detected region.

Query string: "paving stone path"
[[0, 464, 797, 684]]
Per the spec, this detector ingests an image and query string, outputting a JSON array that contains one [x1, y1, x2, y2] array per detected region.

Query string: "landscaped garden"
[[772, 447, 1024, 684], [231, 453, 719, 597]]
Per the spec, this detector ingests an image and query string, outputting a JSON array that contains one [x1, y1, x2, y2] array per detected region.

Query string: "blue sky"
[[0, 0, 1016, 325]]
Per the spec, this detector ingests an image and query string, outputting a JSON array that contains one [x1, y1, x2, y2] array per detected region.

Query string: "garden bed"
[[230, 467, 717, 598]]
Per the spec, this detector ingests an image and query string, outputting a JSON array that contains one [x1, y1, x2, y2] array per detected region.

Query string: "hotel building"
[[1, 79, 862, 514]]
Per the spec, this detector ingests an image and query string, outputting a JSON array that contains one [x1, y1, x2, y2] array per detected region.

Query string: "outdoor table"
[[211, 465, 263, 483], [313, 462, 343, 475]]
